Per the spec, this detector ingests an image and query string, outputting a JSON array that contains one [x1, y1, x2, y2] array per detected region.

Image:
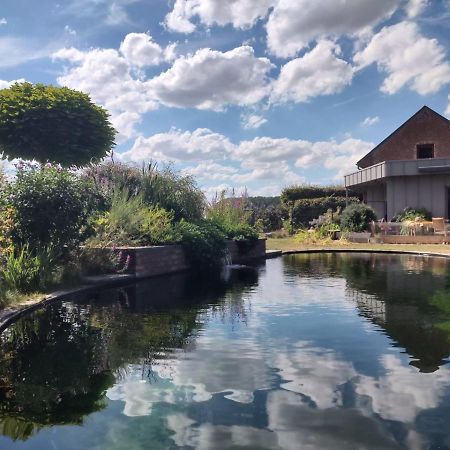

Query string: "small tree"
[[340, 203, 377, 232], [0, 83, 116, 167]]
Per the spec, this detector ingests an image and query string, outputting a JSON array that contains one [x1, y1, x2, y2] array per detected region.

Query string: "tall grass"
[[1, 244, 56, 294]]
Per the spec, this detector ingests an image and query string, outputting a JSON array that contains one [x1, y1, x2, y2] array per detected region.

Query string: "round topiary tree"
[[340, 203, 377, 232], [0, 82, 116, 167]]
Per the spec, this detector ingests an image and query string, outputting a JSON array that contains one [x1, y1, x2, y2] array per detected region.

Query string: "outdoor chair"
[[432, 217, 449, 243]]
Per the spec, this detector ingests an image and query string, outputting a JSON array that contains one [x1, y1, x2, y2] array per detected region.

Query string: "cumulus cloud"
[[354, 21, 450, 95], [361, 116, 380, 126], [272, 40, 354, 103], [120, 127, 372, 188], [165, 0, 274, 33], [0, 18, 7, 25], [241, 113, 267, 129], [53, 44, 157, 139], [148, 46, 274, 110], [119, 33, 163, 67], [0, 78, 26, 89], [405, 0, 429, 18], [266, 0, 400, 58], [120, 128, 234, 162], [52, 33, 181, 139]]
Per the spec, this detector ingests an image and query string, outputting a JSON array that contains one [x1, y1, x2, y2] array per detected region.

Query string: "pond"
[[1, 253, 450, 449]]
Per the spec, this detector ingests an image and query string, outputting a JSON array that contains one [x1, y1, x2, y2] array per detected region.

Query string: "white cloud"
[[405, 0, 429, 18], [354, 21, 450, 95], [52, 33, 184, 139], [0, 18, 7, 25], [266, 0, 400, 58], [0, 78, 26, 89], [361, 116, 380, 126], [148, 46, 274, 110], [121, 128, 372, 183], [119, 33, 163, 67], [272, 40, 354, 104], [53, 46, 157, 139], [120, 128, 234, 162], [241, 113, 267, 129], [165, 0, 274, 33]]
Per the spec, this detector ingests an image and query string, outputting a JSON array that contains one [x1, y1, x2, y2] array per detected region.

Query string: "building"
[[344, 106, 450, 220]]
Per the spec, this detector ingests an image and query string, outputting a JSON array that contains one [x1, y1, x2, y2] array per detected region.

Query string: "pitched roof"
[[357, 106, 450, 168]]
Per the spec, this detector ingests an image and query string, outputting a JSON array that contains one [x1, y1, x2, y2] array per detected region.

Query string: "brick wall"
[[111, 239, 266, 278], [359, 107, 450, 168]]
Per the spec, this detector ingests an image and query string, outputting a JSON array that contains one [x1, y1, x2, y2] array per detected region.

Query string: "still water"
[[1, 253, 450, 449]]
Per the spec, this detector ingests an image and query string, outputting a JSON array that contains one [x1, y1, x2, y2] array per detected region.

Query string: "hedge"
[[291, 196, 360, 227], [281, 185, 361, 203]]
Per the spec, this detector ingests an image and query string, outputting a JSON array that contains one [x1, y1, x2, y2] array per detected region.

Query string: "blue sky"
[[1, 0, 450, 197]]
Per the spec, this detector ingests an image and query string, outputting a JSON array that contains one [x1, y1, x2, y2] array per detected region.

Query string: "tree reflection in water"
[[0, 267, 259, 441], [283, 253, 450, 372]]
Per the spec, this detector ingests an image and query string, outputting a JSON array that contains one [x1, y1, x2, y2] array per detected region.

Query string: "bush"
[[340, 203, 377, 232], [393, 207, 432, 222], [175, 220, 227, 269], [207, 190, 260, 250], [291, 197, 359, 228], [0, 83, 116, 166], [250, 204, 286, 232], [1, 245, 57, 294], [89, 189, 178, 247], [6, 164, 98, 249]]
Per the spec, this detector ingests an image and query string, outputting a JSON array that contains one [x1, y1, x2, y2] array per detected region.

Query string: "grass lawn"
[[266, 237, 450, 255]]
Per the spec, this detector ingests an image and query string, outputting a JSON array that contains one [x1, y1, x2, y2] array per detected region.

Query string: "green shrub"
[[291, 197, 359, 228], [207, 190, 259, 248], [90, 189, 177, 247], [393, 207, 432, 222], [175, 220, 227, 269], [6, 164, 98, 249], [340, 203, 377, 232], [0, 82, 116, 166], [1, 245, 57, 293]]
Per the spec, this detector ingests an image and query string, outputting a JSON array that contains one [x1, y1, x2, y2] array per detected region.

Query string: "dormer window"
[[417, 144, 434, 159]]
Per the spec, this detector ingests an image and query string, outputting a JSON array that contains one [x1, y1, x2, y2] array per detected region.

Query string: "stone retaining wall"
[[111, 239, 266, 279]]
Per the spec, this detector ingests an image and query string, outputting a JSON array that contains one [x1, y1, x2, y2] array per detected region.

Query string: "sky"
[[1, 0, 450, 197]]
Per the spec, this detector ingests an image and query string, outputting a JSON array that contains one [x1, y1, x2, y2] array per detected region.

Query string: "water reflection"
[[1, 254, 450, 449]]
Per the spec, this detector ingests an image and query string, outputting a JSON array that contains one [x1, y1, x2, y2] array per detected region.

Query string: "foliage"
[[89, 189, 177, 247], [0, 82, 116, 166], [295, 228, 334, 245], [340, 203, 377, 232], [208, 190, 259, 250], [175, 219, 227, 269], [5, 164, 98, 249], [281, 184, 360, 203], [250, 204, 286, 232], [393, 207, 432, 222], [291, 196, 359, 228], [0, 205, 14, 258], [1, 245, 57, 294], [85, 161, 206, 222]]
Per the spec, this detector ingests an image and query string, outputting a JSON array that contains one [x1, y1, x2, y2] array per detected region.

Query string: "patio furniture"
[[432, 217, 447, 236]]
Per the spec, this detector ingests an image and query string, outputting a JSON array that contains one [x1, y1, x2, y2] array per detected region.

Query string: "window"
[[417, 144, 434, 159]]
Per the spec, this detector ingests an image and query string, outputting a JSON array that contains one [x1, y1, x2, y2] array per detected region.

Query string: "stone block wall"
[[226, 239, 266, 264], [111, 239, 266, 279]]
